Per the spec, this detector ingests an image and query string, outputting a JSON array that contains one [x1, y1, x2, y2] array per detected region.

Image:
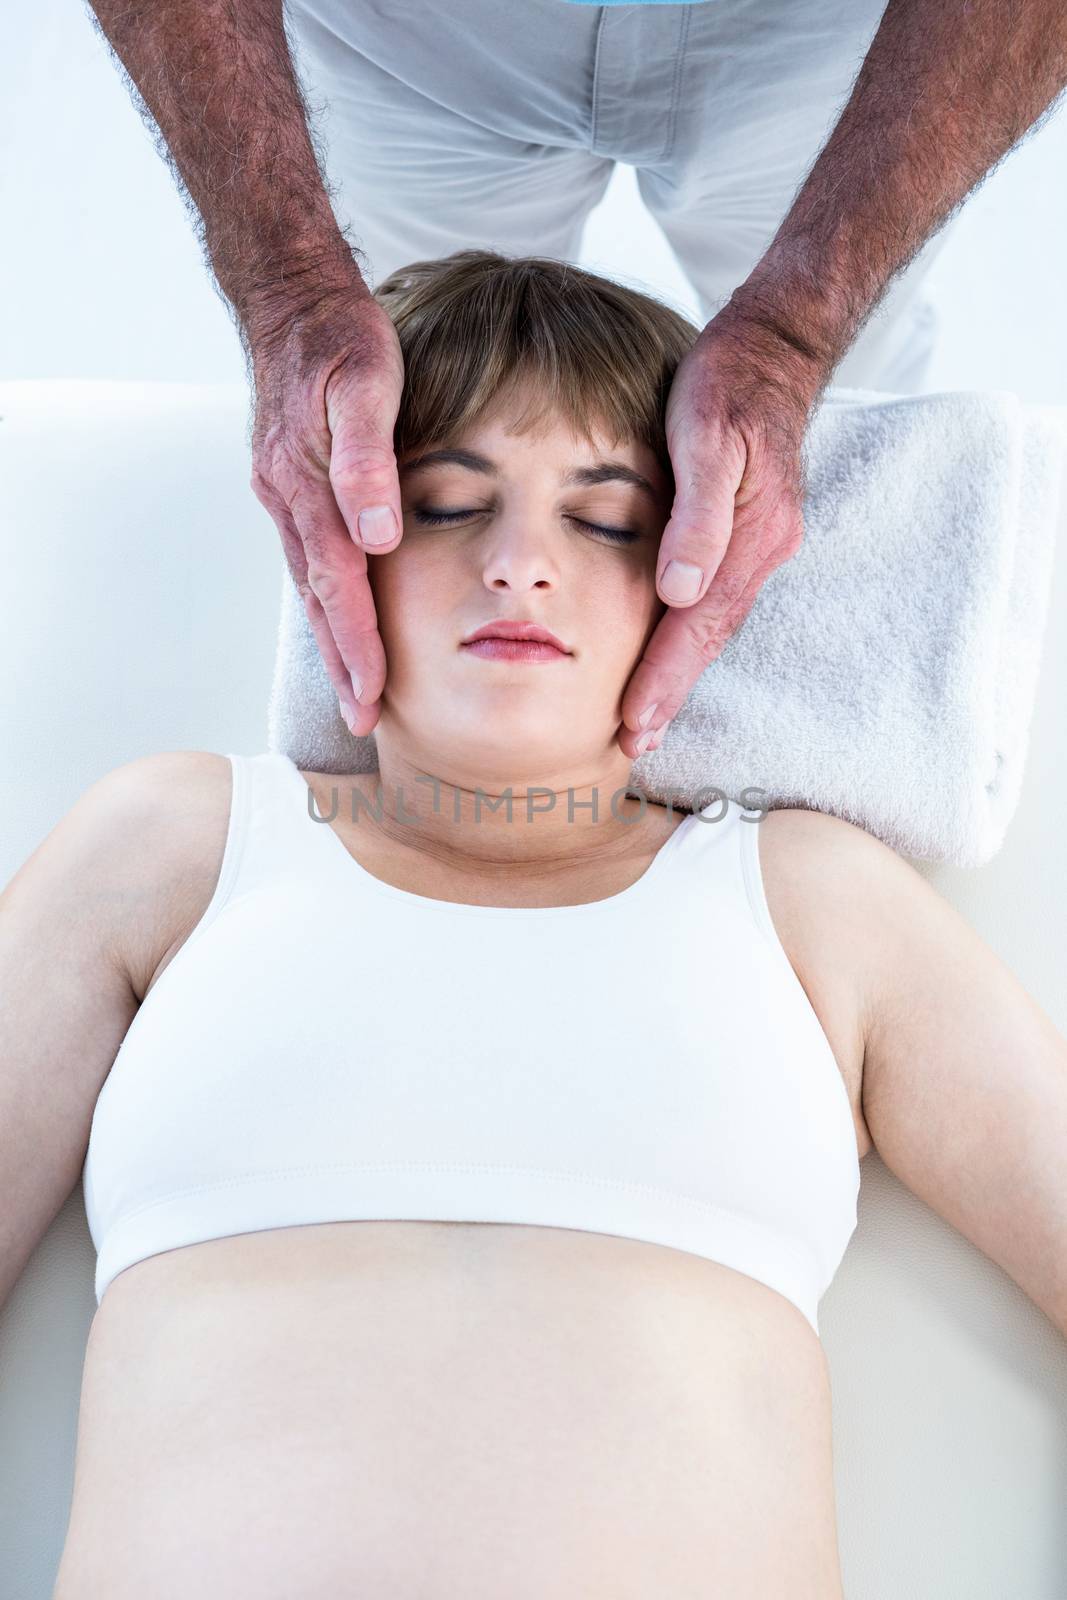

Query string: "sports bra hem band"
[[98, 1159, 851, 1285], [94, 1162, 838, 1334]]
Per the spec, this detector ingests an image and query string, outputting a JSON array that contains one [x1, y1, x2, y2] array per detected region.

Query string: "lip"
[[461, 637, 570, 663], [461, 619, 572, 655]]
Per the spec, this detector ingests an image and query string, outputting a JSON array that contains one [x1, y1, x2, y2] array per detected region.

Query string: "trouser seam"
[[590, 7, 608, 152], [661, 5, 693, 165]]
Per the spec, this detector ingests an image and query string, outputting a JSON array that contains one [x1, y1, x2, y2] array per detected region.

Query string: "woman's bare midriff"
[[55, 773, 866, 1598], [55, 1221, 846, 1599]]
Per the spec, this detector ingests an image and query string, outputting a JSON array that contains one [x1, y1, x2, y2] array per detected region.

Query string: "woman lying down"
[[3, 250, 1065, 1599]]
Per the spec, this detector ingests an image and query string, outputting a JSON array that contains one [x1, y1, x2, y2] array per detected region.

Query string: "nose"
[[478, 517, 560, 594]]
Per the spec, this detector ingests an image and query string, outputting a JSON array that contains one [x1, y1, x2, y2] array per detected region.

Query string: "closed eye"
[[411, 508, 641, 545]]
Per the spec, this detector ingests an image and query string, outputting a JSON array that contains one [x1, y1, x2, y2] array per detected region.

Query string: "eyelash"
[[412, 508, 640, 545]]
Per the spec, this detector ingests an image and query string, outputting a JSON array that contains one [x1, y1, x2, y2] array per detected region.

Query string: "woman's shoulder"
[[753, 802, 916, 896], [752, 803, 919, 976], [87, 749, 234, 856], [750, 805, 923, 1161], [81, 751, 234, 1000]]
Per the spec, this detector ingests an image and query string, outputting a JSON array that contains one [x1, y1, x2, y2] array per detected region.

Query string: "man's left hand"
[[619, 309, 827, 759]]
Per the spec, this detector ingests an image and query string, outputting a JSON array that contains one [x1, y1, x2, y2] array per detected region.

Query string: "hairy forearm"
[[84, 0, 366, 341], [732, 0, 1067, 370]]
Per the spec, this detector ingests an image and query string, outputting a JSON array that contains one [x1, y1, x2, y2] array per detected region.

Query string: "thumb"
[[326, 368, 404, 552], [656, 439, 744, 608]]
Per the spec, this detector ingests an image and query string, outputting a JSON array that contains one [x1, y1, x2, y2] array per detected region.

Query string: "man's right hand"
[[248, 277, 405, 736]]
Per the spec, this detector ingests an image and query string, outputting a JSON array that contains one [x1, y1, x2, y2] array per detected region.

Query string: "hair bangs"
[[374, 250, 698, 476]]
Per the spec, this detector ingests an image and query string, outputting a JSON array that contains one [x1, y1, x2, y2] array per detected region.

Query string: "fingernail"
[[637, 702, 659, 729], [338, 695, 355, 733], [358, 505, 398, 546], [635, 721, 669, 756], [660, 559, 704, 603], [350, 670, 363, 703]]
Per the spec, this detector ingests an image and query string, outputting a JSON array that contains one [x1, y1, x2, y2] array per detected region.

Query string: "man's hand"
[[618, 310, 825, 759], [82, 0, 405, 734], [248, 279, 405, 736], [621, 0, 1067, 761]]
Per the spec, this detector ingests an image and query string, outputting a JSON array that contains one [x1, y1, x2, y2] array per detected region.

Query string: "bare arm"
[[83, 0, 357, 342], [849, 830, 1067, 1337], [624, 0, 1067, 752], [0, 754, 225, 1313], [84, 0, 405, 730]]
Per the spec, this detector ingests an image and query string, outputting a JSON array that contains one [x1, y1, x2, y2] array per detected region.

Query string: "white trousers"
[[287, 0, 957, 390]]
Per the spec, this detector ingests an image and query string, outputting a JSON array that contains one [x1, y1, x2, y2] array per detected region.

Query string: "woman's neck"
[[336, 740, 660, 873]]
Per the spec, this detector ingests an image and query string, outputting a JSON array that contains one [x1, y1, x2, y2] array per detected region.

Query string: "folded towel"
[[266, 386, 1067, 866]]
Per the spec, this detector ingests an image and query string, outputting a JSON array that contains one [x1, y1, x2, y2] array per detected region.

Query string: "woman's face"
[[367, 384, 672, 784]]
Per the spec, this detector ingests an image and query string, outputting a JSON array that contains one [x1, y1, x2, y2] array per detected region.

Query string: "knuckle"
[[304, 558, 346, 606], [275, 450, 324, 507], [667, 595, 738, 664], [251, 419, 288, 472], [711, 566, 750, 608], [703, 566, 755, 608], [249, 446, 277, 493], [250, 468, 283, 514], [685, 609, 723, 658], [328, 442, 396, 495]]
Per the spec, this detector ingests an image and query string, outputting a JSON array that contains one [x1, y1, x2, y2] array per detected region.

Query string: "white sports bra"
[[83, 751, 861, 1335]]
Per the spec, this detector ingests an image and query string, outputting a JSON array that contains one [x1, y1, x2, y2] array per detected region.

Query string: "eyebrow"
[[400, 446, 659, 500]]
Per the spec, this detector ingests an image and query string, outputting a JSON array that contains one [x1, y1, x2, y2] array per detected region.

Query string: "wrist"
[[701, 291, 832, 425], [725, 233, 862, 380], [226, 236, 372, 349]]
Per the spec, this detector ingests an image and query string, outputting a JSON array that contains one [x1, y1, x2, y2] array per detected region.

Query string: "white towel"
[[266, 386, 1067, 866]]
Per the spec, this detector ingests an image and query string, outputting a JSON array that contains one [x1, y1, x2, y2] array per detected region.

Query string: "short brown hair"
[[374, 250, 699, 483]]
